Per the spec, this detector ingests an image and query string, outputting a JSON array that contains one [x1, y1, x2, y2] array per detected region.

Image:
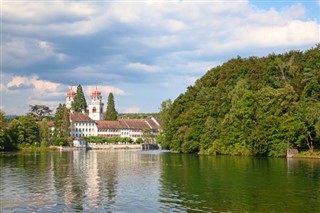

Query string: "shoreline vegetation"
[[1, 46, 319, 158], [158, 45, 320, 157], [1, 144, 319, 159]]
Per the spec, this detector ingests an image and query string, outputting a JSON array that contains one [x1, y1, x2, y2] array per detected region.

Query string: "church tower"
[[66, 86, 75, 109], [88, 86, 104, 120]]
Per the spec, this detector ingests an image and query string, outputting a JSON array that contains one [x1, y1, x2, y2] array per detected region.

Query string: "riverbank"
[[292, 150, 320, 159]]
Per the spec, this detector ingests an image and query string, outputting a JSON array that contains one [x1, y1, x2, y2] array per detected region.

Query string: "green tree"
[[19, 114, 40, 146], [29, 105, 53, 121], [105, 93, 118, 120], [0, 111, 11, 150], [159, 99, 172, 131], [39, 118, 50, 146], [135, 138, 144, 144], [71, 84, 87, 112], [161, 44, 320, 156], [53, 104, 71, 146]]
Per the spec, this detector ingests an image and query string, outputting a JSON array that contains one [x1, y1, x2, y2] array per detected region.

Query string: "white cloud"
[[7, 75, 61, 95], [84, 85, 126, 97], [126, 62, 160, 73], [3, 38, 69, 68], [2, 1, 319, 114], [281, 4, 305, 19], [0, 83, 8, 93]]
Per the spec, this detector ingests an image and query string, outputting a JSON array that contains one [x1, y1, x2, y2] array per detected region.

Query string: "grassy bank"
[[293, 150, 320, 159], [17, 144, 58, 152]]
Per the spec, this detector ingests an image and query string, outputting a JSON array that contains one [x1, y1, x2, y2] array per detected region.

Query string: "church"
[[66, 86, 161, 142]]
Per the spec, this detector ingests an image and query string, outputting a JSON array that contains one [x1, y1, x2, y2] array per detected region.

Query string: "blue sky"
[[1, 0, 319, 115]]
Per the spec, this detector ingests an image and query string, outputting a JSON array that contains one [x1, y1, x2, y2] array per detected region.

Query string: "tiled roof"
[[96, 120, 126, 129], [96, 118, 162, 130], [70, 112, 94, 122], [47, 121, 55, 127], [121, 119, 150, 129]]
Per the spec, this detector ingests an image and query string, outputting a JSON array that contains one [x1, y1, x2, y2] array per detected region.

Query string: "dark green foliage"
[[84, 136, 133, 144], [18, 114, 40, 146], [105, 93, 118, 120], [39, 118, 50, 146], [135, 138, 144, 144], [118, 113, 160, 119], [29, 105, 53, 121], [160, 45, 320, 156], [53, 104, 70, 146], [71, 85, 87, 112]]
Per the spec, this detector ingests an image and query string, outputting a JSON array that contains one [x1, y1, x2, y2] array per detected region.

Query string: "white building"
[[88, 87, 104, 121], [66, 86, 75, 110], [66, 86, 161, 141]]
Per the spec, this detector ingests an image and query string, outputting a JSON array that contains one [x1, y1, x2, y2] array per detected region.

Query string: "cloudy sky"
[[1, 0, 319, 115]]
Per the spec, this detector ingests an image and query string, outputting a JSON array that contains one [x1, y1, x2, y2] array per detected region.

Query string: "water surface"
[[0, 150, 319, 212]]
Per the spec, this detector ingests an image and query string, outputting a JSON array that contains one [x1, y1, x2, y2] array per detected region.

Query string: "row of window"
[[98, 129, 121, 132], [97, 129, 143, 133], [74, 128, 95, 132], [75, 122, 95, 127], [74, 133, 94, 137], [98, 134, 121, 137]]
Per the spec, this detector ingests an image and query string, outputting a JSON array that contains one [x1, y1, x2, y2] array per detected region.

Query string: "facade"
[[88, 87, 104, 121], [66, 86, 161, 142], [73, 137, 87, 148]]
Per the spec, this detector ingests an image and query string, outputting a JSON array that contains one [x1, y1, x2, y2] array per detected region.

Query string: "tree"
[[53, 104, 71, 146], [29, 105, 53, 121], [159, 99, 172, 131], [105, 93, 118, 120], [39, 118, 50, 146], [160, 44, 320, 156], [19, 114, 40, 146], [71, 84, 87, 112]]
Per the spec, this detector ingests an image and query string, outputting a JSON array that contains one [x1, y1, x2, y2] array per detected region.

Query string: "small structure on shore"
[[287, 148, 298, 158], [73, 137, 87, 148]]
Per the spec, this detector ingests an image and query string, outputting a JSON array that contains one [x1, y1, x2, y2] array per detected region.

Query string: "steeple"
[[88, 85, 104, 120], [66, 83, 75, 109]]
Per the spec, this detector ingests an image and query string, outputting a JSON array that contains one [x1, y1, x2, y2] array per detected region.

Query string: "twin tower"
[[66, 86, 104, 121]]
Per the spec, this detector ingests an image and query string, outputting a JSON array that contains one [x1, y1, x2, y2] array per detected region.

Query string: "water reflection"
[[1, 151, 319, 212], [159, 154, 320, 213], [0, 150, 162, 212]]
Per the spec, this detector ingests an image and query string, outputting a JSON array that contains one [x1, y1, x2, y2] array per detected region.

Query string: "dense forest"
[[158, 45, 320, 157]]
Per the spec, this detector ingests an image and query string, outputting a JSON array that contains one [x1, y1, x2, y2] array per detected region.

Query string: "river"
[[0, 150, 319, 212]]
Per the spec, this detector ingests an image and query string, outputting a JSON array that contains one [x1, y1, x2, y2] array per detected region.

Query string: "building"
[[66, 86, 161, 142], [72, 137, 87, 148]]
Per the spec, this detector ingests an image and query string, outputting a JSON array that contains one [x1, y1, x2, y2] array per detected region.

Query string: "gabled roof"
[[121, 119, 150, 129], [96, 118, 162, 130], [47, 121, 55, 127], [70, 112, 94, 122], [96, 120, 126, 129]]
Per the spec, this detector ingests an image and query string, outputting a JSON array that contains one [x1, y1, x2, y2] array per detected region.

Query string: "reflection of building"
[[65, 86, 161, 142]]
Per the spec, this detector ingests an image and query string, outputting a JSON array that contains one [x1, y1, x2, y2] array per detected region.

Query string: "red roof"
[[67, 87, 76, 97], [92, 86, 101, 97], [96, 118, 161, 130], [70, 112, 94, 122]]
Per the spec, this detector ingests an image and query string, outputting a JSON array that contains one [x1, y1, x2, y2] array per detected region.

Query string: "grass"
[[293, 150, 320, 158]]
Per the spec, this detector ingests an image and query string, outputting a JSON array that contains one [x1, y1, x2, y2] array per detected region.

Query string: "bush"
[[135, 138, 144, 144]]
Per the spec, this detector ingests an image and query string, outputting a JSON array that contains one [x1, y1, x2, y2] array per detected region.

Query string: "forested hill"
[[159, 45, 320, 157]]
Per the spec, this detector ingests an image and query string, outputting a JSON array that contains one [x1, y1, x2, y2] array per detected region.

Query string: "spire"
[[92, 84, 101, 97], [67, 81, 76, 98]]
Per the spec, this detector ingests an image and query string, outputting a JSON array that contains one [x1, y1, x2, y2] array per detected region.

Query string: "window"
[[92, 107, 96, 113]]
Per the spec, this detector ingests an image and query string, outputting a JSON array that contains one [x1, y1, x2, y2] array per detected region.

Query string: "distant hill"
[[4, 115, 19, 122], [160, 45, 320, 157], [118, 113, 160, 119]]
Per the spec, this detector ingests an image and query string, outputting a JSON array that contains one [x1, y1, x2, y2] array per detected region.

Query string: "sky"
[[1, 0, 319, 115]]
